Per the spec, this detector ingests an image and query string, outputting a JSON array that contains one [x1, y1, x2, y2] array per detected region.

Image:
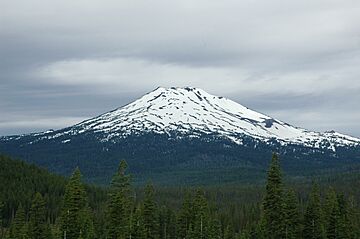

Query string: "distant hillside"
[[0, 155, 106, 226]]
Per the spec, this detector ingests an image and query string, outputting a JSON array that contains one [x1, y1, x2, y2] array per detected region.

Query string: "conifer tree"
[[177, 192, 193, 239], [131, 206, 146, 239], [208, 218, 221, 239], [191, 189, 209, 239], [168, 211, 177, 239], [249, 213, 263, 239], [143, 183, 159, 239], [346, 196, 360, 239], [223, 225, 235, 239], [335, 193, 350, 239], [9, 204, 27, 239], [303, 183, 325, 239], [159, 206, 176, 239], [107, 160, 132, 239], [283, 189, 300, 239], [27, 192, 51, 239], [60, 168, 93, 239], [78, 207, 95, 239], [327, 201, 341, 239], [252, 217, 266, 239], [262, 153, 285, 239], [324, 188, 340, 239]]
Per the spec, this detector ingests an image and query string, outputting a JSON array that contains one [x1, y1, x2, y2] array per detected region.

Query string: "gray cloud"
[[1, 0, 360, 137]]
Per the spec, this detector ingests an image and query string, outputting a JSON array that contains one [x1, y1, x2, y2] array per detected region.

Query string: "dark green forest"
[[2, 132, 360, 186], [0, 154, 359, 238]]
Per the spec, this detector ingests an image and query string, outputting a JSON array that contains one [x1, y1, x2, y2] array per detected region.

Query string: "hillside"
[[0, 155, 106, 226]]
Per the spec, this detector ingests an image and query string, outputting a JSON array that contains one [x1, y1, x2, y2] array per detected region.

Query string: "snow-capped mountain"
[[22, 87, 360, 150], [1, 87, 360, 185]]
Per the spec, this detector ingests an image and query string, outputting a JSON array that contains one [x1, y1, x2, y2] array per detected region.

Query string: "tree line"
[[1, 154, 360, 238]]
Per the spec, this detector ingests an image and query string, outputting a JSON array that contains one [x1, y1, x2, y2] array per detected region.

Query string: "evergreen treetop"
[[262, 153, 285, 239]]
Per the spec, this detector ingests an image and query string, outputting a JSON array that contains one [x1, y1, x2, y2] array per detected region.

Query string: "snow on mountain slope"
[[8, 87, 360, 149]]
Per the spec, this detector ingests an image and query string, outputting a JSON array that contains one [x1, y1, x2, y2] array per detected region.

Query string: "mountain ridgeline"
[[1, 87, 359, 184]]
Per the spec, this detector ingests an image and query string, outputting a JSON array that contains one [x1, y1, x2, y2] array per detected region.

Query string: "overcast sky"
[[1, 0, 360, 137]]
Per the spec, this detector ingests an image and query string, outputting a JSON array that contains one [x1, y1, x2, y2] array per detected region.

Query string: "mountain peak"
[[6, 87, 358, 150], [149, 86, 214, 97], [37, 86, 357, 150]]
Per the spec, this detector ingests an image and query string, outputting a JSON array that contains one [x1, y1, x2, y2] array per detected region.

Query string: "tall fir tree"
[[262, 153, 285, 239], [131, 206, 146, 239], [60, 168, 93, 239], [323, 188, 337, 233], [190, 189, 209, 239], [251, 217, 266, 239], [346, 196, 360, 239], [336, 193, 350, 239], [9, 204, 27, 239], [78, 206, 95, 239], [27, 192, 51, 239], [143, 183, 159, 239], [207, 218, 222, 239], [303, 183, 325, 239], [107, 160, 132, 239], [324, 188, 340, 239], [177, 191, 193, 239], [158, 206, 176, 239], [283, 189, 301, 239]]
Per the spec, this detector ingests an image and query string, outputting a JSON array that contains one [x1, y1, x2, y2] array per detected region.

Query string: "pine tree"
[[177, 191, 193, 239], [131, 206, 146, 239], [303, 183, 325, 239], [327, 200, 341, 239], [336, 193, 350, 239], [207, 218, 221, 239], [251, 209, 266, 239], [346, 196, 360, 239], [191, 189, 209, 239], [262, 153, 285, 238], [27, 192, 51, 239], [60, 168, 93, 239], [223, 225, 235, 239], [159, 206, 176, 239], [324, 188, 340, 239], [9, 204, 27, 239], [78, 207, 95, 239], [143, 183, 159, 239], [167, 209, 177, 239], [283, 189, 301, 239], [107, 160, 132, 239], [254, 216, 267, 239]]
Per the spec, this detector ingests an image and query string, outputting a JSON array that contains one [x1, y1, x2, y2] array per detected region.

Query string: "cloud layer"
[[1, 0, 360, 136]]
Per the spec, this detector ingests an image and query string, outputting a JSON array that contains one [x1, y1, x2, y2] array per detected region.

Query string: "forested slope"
[[1, 154, 360, 238]]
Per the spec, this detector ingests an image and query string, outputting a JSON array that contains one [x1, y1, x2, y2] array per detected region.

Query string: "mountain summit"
[[24, 86, 360, 150]]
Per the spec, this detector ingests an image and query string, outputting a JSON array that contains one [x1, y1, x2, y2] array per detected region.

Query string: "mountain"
[[7, 87, 359, 149], [1, 87, 360, 185]]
